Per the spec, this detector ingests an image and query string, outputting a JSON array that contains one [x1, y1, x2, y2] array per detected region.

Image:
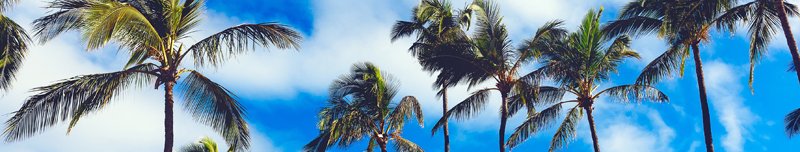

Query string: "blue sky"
[[2, 0, 800, 152]]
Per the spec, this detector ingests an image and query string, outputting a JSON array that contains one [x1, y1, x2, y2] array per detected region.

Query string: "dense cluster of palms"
[[2, 0, 800, 152]]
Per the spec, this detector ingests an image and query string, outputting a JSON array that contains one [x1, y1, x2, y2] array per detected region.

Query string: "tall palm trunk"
[[378, 138, 388, 152], [583, 103, 600, 152], [776, 0, 800, 85], [164, 80, 176, 152], [441, 87, 451, 152], [691, 43, 715, 152], [499, 91, 509, 152]]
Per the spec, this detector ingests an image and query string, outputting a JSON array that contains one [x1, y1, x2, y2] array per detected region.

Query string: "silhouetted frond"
[[786, 108, 800, 138], [3, 64, 157, 141], [635, 44, 687, 85], [548, 105, 583, 152], [432, 88, 494, 134], [179, 71, 250, 151], [507, 101, 573, 148], [189, 23, 302, 67]]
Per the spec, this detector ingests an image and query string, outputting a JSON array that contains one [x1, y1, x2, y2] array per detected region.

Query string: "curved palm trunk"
[[583, 104, 601, 152], [164, 81, 176, 152], [499, 91, 509, 152], [442, 87, 451, 152], [776, 0, 800, 85], [691, 43, 715, 152]]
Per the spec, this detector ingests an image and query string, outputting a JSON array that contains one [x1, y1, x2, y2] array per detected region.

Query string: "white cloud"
[[704, 61, 757, 152]]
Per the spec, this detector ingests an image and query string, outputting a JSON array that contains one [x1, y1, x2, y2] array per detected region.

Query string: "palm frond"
[[0, 14, 30, 91], [548, 105, 583, 152], [0, 0, 18, 12], [33, 0, 94, 43], [3, 64, 157, 141], [635, 44, 687, 85], [391, 134, 424, 152], [596, 84, 669, 103], [188, 23, 302, 67], [180, 136, 219, 152], [786, 108, 800, 137], [507, 101, 571, 148], [389, 96, 424, 130], [303, 131, 332, 152], [81, 0, 162, 50], [602, 16, 663, 38], [431, 88, 493, 135], [178, 71, 250, 151]]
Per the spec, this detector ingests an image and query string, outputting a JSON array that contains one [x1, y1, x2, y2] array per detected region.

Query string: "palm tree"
[[180, 136, 233, 152], [0, 0, 31, 91], [604, 1, 733, 151], [715, 0, 799, 90], [303, 62, 424, 152], [426, 0, 568, 151], [713, 0, 800, 138], [2, 0, 301, 151], [390, 0, 472, 151], [506, 9, 670, 152]]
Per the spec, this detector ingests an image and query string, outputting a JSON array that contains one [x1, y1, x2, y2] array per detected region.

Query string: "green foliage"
[[305, 62, 424, 152]]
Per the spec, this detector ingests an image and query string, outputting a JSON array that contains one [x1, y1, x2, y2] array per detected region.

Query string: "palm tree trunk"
[[164, 81, 176, 152], [378, 140, 388, 152], [691, 43, 715, 152], [442, 87, 451, 152], [499, 91, 509, 152], [583, 105, 601, 152], [776, 0, 800, 85]]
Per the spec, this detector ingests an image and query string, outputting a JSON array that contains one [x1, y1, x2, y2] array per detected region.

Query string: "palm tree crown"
[[426, 0, 568, 151], [3, 0, 301, 151], [304, 62, 424, 152], [506, 9, 669, 152]]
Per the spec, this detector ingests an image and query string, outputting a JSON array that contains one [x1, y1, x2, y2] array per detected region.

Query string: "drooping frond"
[[431, 88, 494, 134], [596, 84, 669, 103], [389, 96, 424, 130], [178, 71, 250, 151], [180, 136, 219, 152], [3, 64, 157, 141], [391, 134, 424, 152], [189, 23, 302, 67], [602, 16, 663, 38], [303, 130, 333, 152], [33, 0, 94, 43], [635, 44, 688, 85], [0, 14, 30, 91], [786, 108, 800, 137], [0, 0, 18, 12], [548, 105, 583, 152], [507, 101, 572, 148]]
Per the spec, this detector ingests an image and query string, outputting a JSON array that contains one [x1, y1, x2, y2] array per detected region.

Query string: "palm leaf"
[[431, 88, 494, 135], [635, 44, 687, 85], [0, 14, 30, 91], [178, 71, 250, 151], [388, 96, 424, 130], [596, 84, 669, 103], [33, 0, 94, 43], [786, 108, 800, 137], [2, 64, 157, 141], [180, 136, 219, 152], [188, 23, 302, 67], [548, 105, 583, 152], [391, 134, 424, 152], [507, 101, 572, 148]]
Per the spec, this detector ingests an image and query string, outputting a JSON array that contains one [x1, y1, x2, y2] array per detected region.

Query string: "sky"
[[1, 0, 800, 152]]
